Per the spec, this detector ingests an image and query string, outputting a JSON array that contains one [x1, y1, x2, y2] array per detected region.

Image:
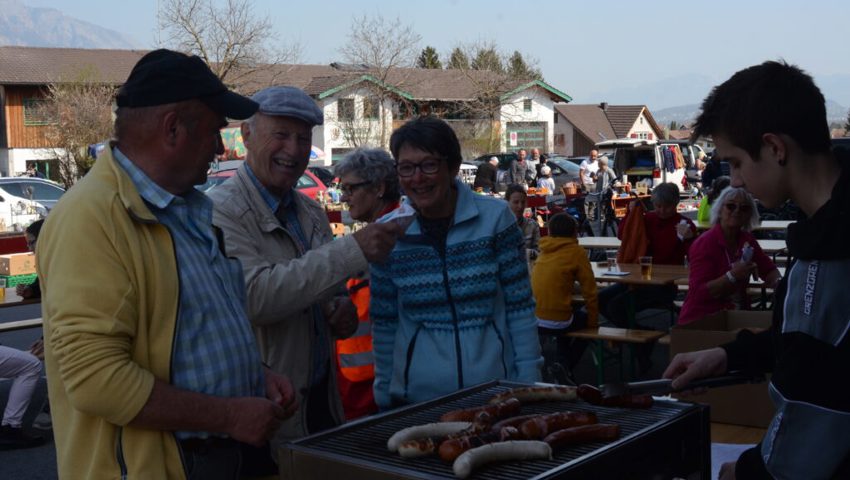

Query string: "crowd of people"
[[0, 48, 844, 480]]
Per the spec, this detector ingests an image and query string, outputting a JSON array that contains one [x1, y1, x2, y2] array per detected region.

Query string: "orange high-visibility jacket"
[[336, 277, 374, 382]]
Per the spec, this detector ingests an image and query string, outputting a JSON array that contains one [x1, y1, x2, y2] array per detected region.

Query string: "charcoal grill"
[[279, 380, 709, 480]]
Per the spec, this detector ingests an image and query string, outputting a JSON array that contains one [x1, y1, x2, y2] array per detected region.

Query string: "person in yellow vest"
[[334, 148, 401, 419], [531, 213, 599, 379]]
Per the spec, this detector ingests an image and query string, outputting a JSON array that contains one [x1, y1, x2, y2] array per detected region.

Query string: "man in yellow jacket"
[[531, 213, 599, 377], [38, 50, 296, 480]]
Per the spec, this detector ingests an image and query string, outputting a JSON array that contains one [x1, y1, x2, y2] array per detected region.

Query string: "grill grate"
[[283, 381, 707, 480]]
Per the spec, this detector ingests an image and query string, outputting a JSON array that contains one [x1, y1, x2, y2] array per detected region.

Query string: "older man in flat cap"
[[38, 49, 297, 480], [209, 86, 402, 446]]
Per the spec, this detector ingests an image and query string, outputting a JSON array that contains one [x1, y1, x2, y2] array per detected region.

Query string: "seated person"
[[679, 187, 781, 324], [16, 219, 43, 300], [696, 176, 731, 224], [506, 184, 540, 260], [531, 213, 598, 373], [598, 182, 696, 372], [536, 166, 555, 193]]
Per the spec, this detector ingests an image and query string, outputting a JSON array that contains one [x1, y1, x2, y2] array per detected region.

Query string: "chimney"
[[600, 102, 609, 112]]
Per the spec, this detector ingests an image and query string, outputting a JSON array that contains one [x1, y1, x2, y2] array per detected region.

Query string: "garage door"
[[506, 122, 547, 153]]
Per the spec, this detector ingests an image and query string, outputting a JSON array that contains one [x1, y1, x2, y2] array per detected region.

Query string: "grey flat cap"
[[251, 86, 323, 126]]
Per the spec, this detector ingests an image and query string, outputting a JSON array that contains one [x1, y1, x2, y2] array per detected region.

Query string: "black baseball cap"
[[115, 49, 258, 119]]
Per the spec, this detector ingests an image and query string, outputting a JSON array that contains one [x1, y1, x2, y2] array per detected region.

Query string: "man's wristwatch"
[[725, 270, 737, 285]]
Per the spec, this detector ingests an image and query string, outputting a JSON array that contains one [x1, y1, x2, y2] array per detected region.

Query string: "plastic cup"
[[639, 256, 653, 279]]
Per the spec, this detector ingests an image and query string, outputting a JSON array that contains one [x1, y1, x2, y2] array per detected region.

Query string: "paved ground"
[[0, 303, 57, 480]]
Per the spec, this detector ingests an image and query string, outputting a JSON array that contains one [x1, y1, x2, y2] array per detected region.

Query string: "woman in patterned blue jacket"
[[370, 117, 543, 410]]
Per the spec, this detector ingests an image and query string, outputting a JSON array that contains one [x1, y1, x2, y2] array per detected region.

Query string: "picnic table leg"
[[595, 339, 604, 386], [626, 288, 638, 379]]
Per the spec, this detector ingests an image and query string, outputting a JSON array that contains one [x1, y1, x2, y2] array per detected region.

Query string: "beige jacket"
[[209, 163, 368, 444]]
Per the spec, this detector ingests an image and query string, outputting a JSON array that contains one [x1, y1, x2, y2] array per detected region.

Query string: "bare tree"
[[338, 14, 421, 147], [36, 68, 116, 188], [157, 0, 300, 92]]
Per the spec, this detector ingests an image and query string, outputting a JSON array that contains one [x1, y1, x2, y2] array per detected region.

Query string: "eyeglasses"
[[724, 202, 752, 213], [339, 181, 372, 196], [395, 159, 441, 177]]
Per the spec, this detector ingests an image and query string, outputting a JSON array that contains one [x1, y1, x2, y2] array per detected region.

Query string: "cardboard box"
[[670, 310, 774, 427], [0, 253, 36, 276]]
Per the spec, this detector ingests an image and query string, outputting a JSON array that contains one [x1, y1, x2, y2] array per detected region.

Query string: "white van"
[[595, 138, 703, 193]]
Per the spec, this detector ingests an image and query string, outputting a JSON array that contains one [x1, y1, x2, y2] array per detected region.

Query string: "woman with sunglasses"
[[330, 148, 401, 420], [678, 186, 781, 325], [370, 116, 542, 410]]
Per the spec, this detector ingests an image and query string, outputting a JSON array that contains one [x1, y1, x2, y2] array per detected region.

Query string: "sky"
[[23, 0, 850, 110]]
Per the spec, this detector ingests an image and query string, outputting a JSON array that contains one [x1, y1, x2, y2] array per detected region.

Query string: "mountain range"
[[654, 100, 849, 129], [0, 0, 141, 50]]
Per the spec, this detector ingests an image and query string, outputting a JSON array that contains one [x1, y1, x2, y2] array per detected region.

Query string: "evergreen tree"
[[447, 47, 469, 69], [416, 46, 442, 69], [471, 47, 503, 73], [669, 120, 679, 130], [506, 51, 540, 80]]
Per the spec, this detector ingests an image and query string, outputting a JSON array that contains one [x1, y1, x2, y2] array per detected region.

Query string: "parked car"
[[594, 138, 702, 193], [0, 177, 66, 211], [308, 166, 337, 186], [469, 152, 518, 170], [197, 160, 328, 200], [544, 156, 582, 191], [0, 190, 45, 232]]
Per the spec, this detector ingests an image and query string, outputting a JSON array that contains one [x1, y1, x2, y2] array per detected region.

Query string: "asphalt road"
[[0, 303, 57, 480]]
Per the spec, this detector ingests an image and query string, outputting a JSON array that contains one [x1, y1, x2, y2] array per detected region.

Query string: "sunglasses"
[[724, 202, 752, 213]]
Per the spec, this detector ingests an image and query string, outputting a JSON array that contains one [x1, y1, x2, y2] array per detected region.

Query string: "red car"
[[197, 160, 327, 200]]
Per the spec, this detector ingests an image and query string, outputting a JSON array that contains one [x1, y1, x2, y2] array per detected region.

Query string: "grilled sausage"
[[440, 397, 521, 422], [438, 427, 522, 462], [577, 384, 653, 409], [387, 422, 471, 452], [490, 413, 541, 432], [397, 422, 488, 458], [543, 424, 620, 451], [519, 411, 598, 439], [489, 385, 578, 405], [452, 441, 552, 479]]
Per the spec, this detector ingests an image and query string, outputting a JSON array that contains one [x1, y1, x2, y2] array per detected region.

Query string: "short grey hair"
[[651, 182, 680, 206], [598, 155, 609, 166], [710, 186, 760, 231], [334, 148, 400, 201]]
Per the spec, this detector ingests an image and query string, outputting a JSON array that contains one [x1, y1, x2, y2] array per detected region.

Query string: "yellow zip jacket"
[[39, 147, 185, 480], [531, 236, 598, 326]]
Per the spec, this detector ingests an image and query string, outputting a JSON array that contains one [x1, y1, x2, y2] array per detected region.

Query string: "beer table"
[[0, 288, 40, 309], [578, 236, 621, 250], [590, 262, 689, 379], [696, 219, 793, 232]]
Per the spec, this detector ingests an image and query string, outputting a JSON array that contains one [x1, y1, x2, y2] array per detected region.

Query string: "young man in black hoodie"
[[663, 61, 850, 480]]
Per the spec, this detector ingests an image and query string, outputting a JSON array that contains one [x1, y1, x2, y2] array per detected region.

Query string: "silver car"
[[0, 177, 66, 211]]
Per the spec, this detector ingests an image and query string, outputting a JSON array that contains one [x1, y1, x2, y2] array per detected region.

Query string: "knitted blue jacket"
[[370, 181, 542, 409]]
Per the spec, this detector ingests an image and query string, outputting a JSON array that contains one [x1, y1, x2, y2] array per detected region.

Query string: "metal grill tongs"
[[600, 373, 766, 399]]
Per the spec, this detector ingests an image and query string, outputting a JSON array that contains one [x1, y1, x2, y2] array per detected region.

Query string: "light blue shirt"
[[114, 148, 265, 439]]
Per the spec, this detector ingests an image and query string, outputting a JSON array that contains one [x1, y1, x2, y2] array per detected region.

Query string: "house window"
[[337, 98, 355, 122], [553, 112, 558, 124], [554, 133, 565, 146], [638, 132, 648, 139], [23, 98, 56, 126], [363, 98, 379, 120], [523, 99, 532, 112]]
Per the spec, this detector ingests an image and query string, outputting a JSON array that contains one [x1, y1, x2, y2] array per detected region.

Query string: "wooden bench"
[[0, 317, 42, 333], [564, 326, 666, 385]]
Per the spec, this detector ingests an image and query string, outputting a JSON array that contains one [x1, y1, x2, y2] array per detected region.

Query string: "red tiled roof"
[[554, 104, 616, 143]]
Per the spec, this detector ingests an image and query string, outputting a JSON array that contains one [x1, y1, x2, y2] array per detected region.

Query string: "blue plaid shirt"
[[244, 164, 329, 385], [114, 149, 265, 439]]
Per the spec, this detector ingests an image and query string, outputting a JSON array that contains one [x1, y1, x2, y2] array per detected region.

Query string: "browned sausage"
[[543, 424, 620, 451], [519, 411, 598, 439], [397, 422, 488, 458], [577, 384, 653, 409], [489, 385, 577, 404], [490, 413, 541, 432], [438, 427, 521, 462], [439, 397, 521, 422]]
